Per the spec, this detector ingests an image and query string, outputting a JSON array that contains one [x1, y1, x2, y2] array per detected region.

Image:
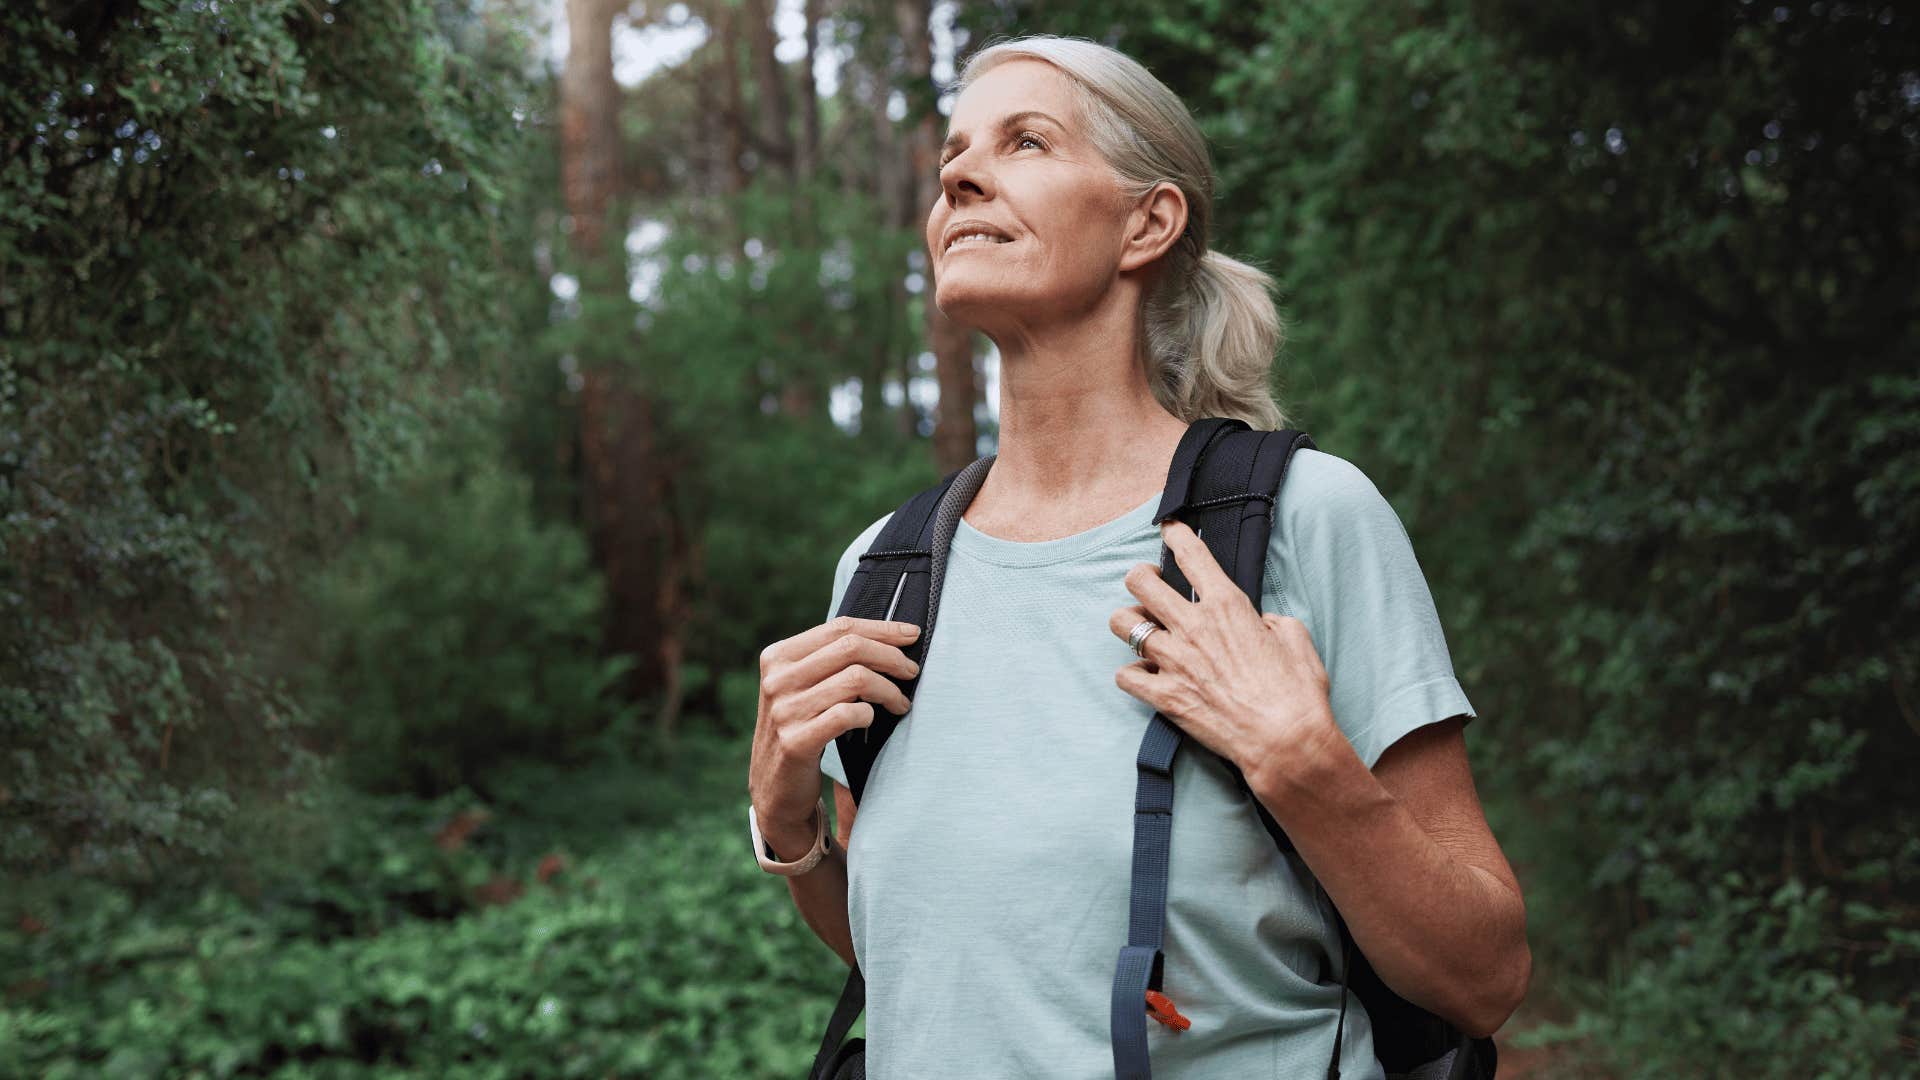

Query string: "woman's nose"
[[939, 152, 989, 202]]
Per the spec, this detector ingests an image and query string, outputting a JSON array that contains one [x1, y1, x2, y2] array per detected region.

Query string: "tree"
[[0, 0, 546, 876]]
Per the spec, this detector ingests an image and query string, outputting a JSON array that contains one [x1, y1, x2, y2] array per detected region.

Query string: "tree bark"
[[713, 0, 753, 203], [798, 0, 822, 182], [794, 0, 823, 248], [745, 0, 795, 184], [561, 0, 621, 257], [895, 0, 978, 470], [562, 0, 690, 736], [853, 53, 915, 438]]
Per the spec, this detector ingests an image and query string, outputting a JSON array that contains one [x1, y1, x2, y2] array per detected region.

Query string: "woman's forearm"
[[1247, 722, 1529, 1038], [763, 810, 857, 969]]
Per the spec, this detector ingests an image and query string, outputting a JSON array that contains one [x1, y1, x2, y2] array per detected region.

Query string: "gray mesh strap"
[[927, 454, 994, 651]]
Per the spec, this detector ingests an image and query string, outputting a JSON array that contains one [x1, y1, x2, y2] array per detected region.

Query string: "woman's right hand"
[[748, 616, 923, 835]]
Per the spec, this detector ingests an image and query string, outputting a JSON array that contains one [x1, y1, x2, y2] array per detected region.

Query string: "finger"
[[794, 662, 913, 722], [1109, 603, 1153, 643], [1264, 611, 1313, 649], [781, 700, 876, 769], [811, 626, 922, 681], [1123, 559, 1196, 631], [1109, 605, 1170, 665], [1140, 618, 1197, 670], [768, 615, 922, 670], [1266, 614, 1327, 677], [1159, 518, 1238, 604], [1114, 658, 1172, 710], [767, 621, 923, 697], [797, 700, 877, 746]]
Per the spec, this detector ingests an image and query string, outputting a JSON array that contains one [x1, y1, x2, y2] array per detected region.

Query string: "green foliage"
[[1521, 875, 1910, 1078], [0, 1, 548, 876], [304, 427, 634, 797], [8, 0, 1915, 1072], [589, 178, 944, 708], [0, 734, 852, 1079]]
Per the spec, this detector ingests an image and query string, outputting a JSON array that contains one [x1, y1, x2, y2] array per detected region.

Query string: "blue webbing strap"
[[1111, 422, 1316, 1079], [1112, 419, 1242, 1080], [1110, 713, 1183, 1080]]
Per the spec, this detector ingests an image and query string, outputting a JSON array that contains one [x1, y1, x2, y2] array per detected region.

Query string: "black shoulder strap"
[[1112, 417, 1316, 1079], [1150, 418, 1315, 854], [827, 452, 994, 807], [811, 456, 993, 1080]]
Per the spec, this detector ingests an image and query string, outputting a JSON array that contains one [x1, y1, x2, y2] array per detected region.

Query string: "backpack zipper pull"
[[1144, 989, 1191, 1031]]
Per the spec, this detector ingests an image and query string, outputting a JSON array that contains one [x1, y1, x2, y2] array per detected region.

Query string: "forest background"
[[3, 0, 1915, 1076]]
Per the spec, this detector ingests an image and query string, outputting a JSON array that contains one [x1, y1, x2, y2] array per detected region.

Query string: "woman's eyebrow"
[[941, 110, 1064, 157]]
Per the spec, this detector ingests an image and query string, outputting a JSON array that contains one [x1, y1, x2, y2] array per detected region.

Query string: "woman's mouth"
[[946, 235, 1014, 253]]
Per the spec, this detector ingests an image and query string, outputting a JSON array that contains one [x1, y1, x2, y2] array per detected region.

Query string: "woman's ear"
[[1119, 181, 1188, 272]]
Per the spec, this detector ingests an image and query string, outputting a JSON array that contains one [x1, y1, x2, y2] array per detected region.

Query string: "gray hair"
[[954, 34, 1287, 430]]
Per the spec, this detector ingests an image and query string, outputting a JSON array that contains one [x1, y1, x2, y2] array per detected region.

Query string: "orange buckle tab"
[[1144, 989, 1191, 1031]]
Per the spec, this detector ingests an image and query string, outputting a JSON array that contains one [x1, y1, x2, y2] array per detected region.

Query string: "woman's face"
[[926, 60, 1150, 333]]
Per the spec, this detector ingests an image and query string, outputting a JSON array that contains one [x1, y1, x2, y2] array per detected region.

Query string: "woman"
[[747, 34, 1529, 1079]]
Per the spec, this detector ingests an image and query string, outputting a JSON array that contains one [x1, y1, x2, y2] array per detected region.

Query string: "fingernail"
[[898, 623, 920, 638]]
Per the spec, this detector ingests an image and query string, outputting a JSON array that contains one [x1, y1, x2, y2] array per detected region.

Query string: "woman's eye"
[[936, 135, 1043, 177]]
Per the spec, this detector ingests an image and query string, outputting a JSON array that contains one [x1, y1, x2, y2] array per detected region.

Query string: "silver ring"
[[1128, 619, 1163, 659]]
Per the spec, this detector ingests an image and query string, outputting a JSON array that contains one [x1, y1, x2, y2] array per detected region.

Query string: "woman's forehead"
[[949, 62, 1078, 133]]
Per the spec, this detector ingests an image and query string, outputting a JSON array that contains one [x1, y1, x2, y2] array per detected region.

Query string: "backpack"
[[807, 417, 1497, 1080]]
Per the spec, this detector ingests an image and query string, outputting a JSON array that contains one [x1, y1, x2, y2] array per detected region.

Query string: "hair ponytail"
[[1147, 249, 1287, 430], [956, 35, 1290, 430]]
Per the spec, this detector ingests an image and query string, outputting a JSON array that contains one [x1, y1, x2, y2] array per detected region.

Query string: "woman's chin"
[[934, 281, 1041, 325]]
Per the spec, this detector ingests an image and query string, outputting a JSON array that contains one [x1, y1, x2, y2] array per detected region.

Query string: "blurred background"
[[3, 0, 1915, 1076]]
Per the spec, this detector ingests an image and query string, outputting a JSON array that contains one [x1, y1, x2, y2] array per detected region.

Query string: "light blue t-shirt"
[[818, 448, 1476, 1079]]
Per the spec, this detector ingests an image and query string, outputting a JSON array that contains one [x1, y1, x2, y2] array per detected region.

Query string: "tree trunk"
[[561, 0, 620, 257], [895, 0, 977, 471], [745, 0, 795, 185], [562, 0, 691, 737], [796, 0, 823, 241], [713, 0, 752, 204]]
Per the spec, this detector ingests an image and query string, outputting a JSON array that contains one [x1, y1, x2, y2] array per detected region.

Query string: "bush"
[[306, 441, 633, 798], [0, 748, 853, 1080]]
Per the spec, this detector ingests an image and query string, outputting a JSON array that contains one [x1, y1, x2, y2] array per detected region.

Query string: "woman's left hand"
[[1110, 519, 1339, 779]]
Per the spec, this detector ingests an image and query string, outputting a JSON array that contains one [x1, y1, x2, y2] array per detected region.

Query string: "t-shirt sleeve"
[[817, 512, 895, 789], [1263, 449, 1476, 770]]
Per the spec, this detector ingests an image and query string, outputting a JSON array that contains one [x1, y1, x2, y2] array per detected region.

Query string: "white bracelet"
[[748, 796, 831, 876]]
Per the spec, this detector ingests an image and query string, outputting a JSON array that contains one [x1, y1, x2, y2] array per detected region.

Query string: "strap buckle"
[[1145, 989, 1191, 1031]]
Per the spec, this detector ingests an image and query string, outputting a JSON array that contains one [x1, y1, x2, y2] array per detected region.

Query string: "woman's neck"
[[963, 366, 1189, 541]]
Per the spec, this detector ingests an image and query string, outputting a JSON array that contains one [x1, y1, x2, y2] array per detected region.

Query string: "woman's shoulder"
[[1272, 446, 1408, 544], [1260, 445, 1429, 619]]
